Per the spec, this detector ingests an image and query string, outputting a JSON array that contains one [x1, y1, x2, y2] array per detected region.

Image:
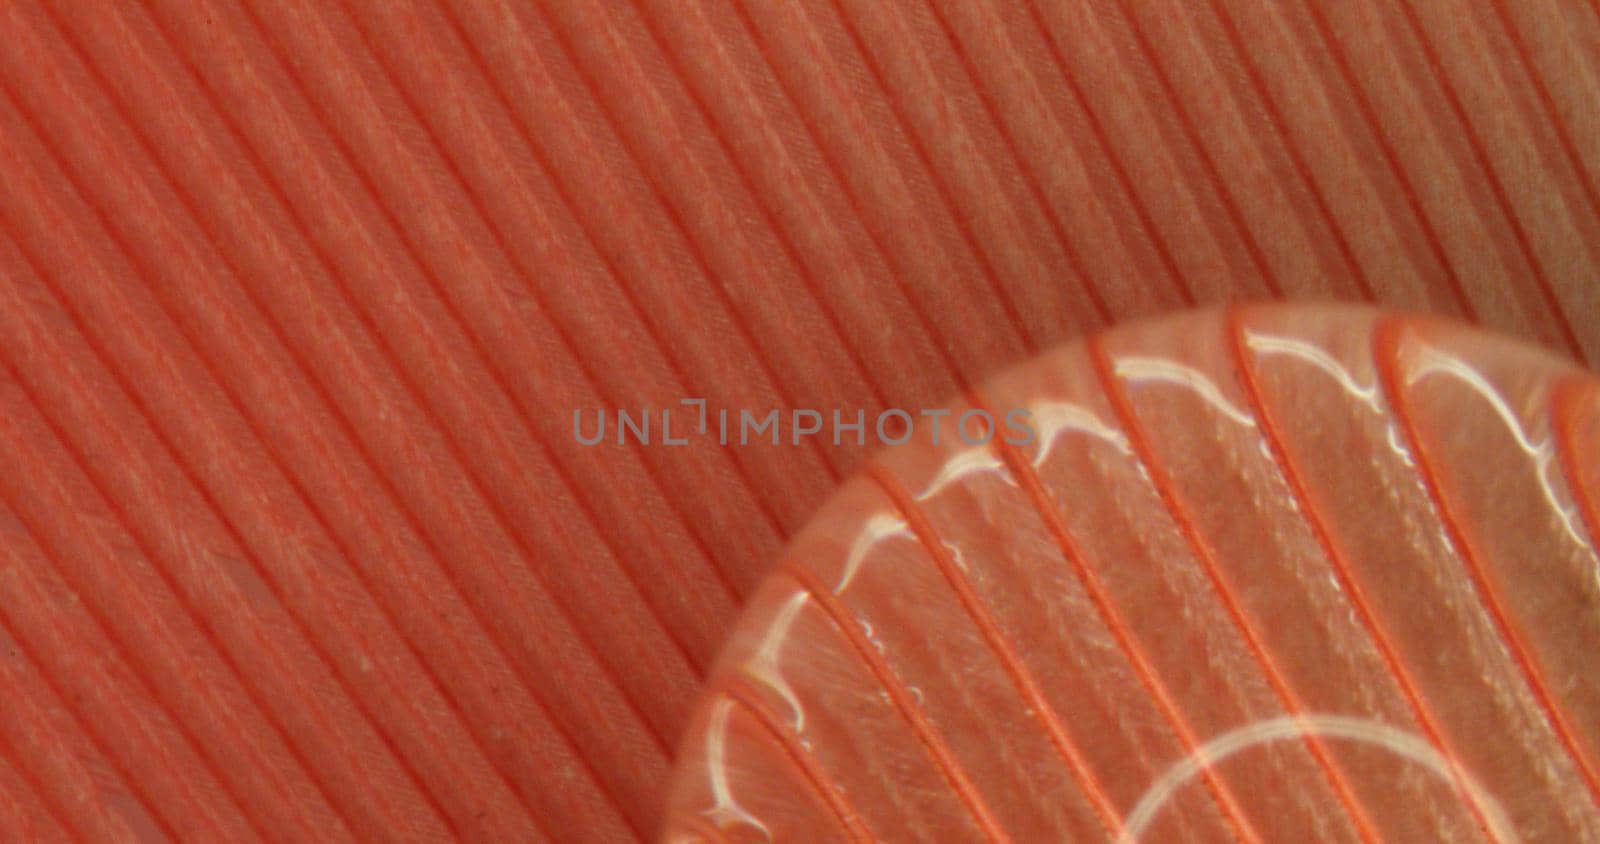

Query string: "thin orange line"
[[1297, 0, 1477, 319], [774, 563, 1014, 843], [234, 0, 711, 710], [721, 0, 979, 390], [918, 0, 1113, 325], [714, 678, 877, 844], [1108, 0, 1282, 298], [148, 5, 686, 815], [22, 8, 607, 835], [0, 604, 134, 843], [411, 0, 799, 542], [982, 391, 1264, 843], [620, 0, 899, 417], [1553, 378, 1600, 569], [1087, 331, 1382, 844], [342, 0, 750, 611], [1388, 0, 1586, 366], [0, 314, 278, 842], [1375, 316, 1600, 811], [0, 744, 83, 843], [1226, 306, 1495, 841], [1485, 0, 1600, 239], [516, 0, 847, 481], [1021, 0, 1194, 306], [868, 463, 1125, 839], [817, 0, 1038, 353], [0, 94, 351, 843], [1201, 0, 1375, 301], [0, 503, 205, 841]]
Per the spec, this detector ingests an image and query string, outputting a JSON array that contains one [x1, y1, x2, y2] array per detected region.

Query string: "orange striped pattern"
[[666, 306, 1600, 841], [0, 1, 1596, 839]]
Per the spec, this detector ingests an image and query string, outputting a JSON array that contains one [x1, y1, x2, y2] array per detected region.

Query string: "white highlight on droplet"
[[918, 446, 1008, 499], [701, 699, 773, 839], [1116, 714, 1517, 844], [834, 512, 911, 593], [744, 591, 811, 733], [1407, 343, 1589, 548], [1028, 400, 1131, 467], [1113, 355, 1258, 428], [1244, 331, 1383, 412]]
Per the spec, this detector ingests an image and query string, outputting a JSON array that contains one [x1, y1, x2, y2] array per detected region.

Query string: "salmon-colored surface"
[[0, 1, 1596, 841], [665, 306, 1600, 842]]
